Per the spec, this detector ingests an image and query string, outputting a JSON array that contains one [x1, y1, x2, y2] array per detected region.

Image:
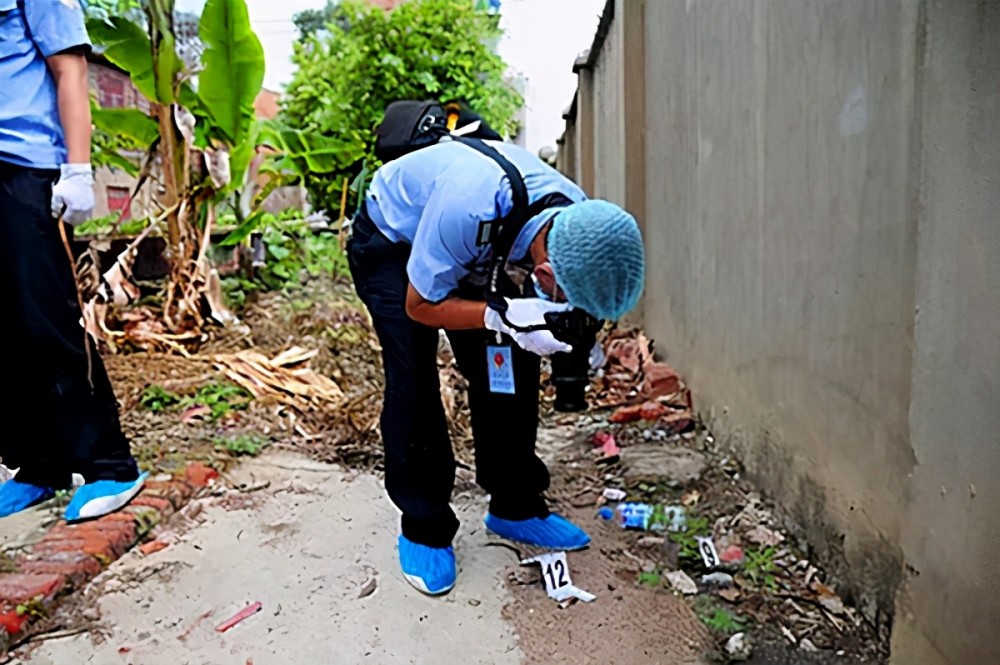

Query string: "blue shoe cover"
[[485, 513, 591, 551], [64, 472, 148, 522], [0, 480, 55, 517], [398, 535, 456, 596]]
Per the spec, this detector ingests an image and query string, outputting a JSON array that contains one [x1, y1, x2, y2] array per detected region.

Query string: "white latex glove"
[[483, 298, 574, 356], [51, 164, 95, 226]]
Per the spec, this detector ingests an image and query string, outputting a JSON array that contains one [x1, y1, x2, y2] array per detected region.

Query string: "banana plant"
[[88, 0, 265, 331], [88, 0, 363, 334], [217, 120, 365, 247]]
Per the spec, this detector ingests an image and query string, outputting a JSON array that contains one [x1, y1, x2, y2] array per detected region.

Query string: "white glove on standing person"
[[51, 164, 95, 226], [483, 298, 574, 356]]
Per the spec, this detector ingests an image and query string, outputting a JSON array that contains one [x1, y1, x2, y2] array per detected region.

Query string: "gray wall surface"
[[640, 0, 921, 621], [561, 1, 1000, 662], [891, 2, 1000, 662]]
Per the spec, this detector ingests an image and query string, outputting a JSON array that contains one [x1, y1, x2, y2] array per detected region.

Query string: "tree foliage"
[[281, 0, 523, 212], [292, 0, 342, 40], [84, 0, 143, 21]]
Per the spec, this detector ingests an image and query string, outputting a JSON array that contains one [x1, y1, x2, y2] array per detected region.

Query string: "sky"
[[174, 0, 605, 153]]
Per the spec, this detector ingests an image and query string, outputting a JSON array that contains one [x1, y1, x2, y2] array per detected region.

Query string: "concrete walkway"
[[14, 452, 522, 665]]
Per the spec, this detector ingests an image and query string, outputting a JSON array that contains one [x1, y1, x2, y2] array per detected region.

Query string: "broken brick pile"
[[0, 463, 219, 650], [595, 329, 694, 433]]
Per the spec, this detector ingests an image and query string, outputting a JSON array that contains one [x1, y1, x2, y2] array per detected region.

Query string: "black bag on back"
[[374, 99, 503, 163]]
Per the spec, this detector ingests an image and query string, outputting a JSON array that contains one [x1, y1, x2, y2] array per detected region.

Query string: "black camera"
[[544, 309, 604, 412]]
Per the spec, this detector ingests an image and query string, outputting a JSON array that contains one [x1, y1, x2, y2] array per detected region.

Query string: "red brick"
[[46, 521, 132, 544], [19, 557, 100, 588], [184, 463, 219, 488], [33, 539, 98, 559], [38, 517, 136, 541], [638, 400, 669, 421], [145, 479, 190, 494], [24, 550, 101, 575], [33, 533, 118, 561], [610, 404, 643, 424], [68, 518, 138, 543], [0, 461, 202, 641], [128, 495, 172, 514], [40, 525, 75, 541], [139, 540, 169, 556], [642, 362, 682, 399], [98, 512, 138, 524], [70, 525, 135, 557], [29, 540, 80, 556], [0, 574, 64, 605], [144, 480, 193, 509], [660, 409, 694, 434], [80, 537, 117, 559]]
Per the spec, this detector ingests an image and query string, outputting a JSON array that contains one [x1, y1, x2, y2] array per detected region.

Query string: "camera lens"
[[551, 352, 589, 412], [553, 377, 588, 412], [540, 307, 604, 414]]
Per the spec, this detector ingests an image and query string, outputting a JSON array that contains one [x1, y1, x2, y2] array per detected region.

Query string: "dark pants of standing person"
[[347, 209, 550, 548], [0, 162, 138, 489]]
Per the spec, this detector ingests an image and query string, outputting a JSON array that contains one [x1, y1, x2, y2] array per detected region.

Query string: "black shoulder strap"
[[451, 137, 531, 309], [452, 137, 528, 254], [452, 136, 576, 310]]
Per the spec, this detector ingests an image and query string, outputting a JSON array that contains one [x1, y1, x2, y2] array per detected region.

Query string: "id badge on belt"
[[486, 344, 515, 395]]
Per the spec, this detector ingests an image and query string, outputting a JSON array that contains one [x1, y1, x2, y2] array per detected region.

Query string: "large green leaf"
[[229, 141, 256, 193], [86, 12, 182, 105], [86, 17, 157, 101], [92, 108, 159, 146], [94, 151, 141, 177], [219, 209, 266, 247], [257, 123, 363, 177], [198, 0, 265, 146]]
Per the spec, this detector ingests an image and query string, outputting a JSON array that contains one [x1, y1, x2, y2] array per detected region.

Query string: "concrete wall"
[[642, 0, 922, 623], [589, 4, 625, 205], [556, 112, 576, 182], [891, 2, 1000, 662], [559, 1, 1000, 662]]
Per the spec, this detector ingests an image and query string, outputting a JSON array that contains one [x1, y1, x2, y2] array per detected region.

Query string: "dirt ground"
[[5, 275, 883, 664]]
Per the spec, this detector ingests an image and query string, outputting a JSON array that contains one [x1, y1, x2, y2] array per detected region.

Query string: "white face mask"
[[531, 273, 552, 301]]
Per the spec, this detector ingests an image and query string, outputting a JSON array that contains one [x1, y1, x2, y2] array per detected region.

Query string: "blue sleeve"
[[26, 0, 91, 58], [407, 168, 498, 303]]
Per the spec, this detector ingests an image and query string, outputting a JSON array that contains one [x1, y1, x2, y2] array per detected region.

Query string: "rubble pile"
[[539, 326, 881, 662]]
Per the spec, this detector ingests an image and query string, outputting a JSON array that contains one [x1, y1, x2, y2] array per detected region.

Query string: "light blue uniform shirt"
[[366, 139, 586, 302], [0, 0, 91, 169]]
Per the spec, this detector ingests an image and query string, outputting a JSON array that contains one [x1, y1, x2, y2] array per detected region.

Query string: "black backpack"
[[373, 99, 503, 163]]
